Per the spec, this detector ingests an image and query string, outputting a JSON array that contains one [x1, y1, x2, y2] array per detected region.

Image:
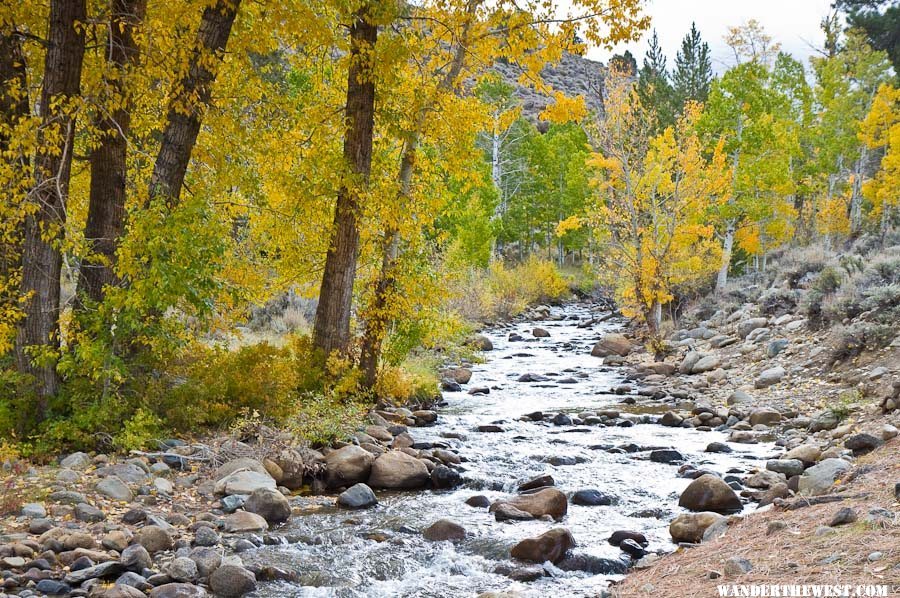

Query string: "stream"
[[246, 303, 773, 597]]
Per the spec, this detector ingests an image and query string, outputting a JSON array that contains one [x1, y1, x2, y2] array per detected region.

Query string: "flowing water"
[[246, 304, 773, 597]]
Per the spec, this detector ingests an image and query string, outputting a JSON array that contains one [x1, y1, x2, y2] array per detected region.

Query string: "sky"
[[588, 0, 835, 72]]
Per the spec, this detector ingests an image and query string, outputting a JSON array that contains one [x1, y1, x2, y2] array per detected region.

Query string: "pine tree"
[[673, 22, 712, 108], [638, 29, 675, 129]]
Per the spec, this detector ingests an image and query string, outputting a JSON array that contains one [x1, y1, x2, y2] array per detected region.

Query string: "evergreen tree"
[[835, 0, 900, 76], [638, 29, 675, 129], [673, 22, 712, 107]]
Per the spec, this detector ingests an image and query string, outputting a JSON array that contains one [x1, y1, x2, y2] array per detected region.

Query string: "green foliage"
[[638, 29, 676, 130], [673, 22, 712, 107], [813, 266, 844, 295]]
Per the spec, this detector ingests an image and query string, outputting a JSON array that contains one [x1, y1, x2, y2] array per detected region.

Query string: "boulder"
[[754, 367, 785, 389], [766, 459, 804, 477], [223, 511, 268, 533], [422, 519, 466, 542], [96, 478, 134, 502], [748, 408, 781, 427], [679, 351, 701, 374], [669, 512, 726, 543], [243, 488, 290, 524], [269, 448, 322, 490], [809, 411, 841, 432], [325, 445, 375, 489], [134, 526, 173, 554], [691, 355, 721, 374], [591, 333, 632, 358], [608, 530, 647, 547], [532, 328, 550, 338], [209, 565, 256, 598], [678, 474, 742, 514], [738, 318, 768, 339], [490, 488, 567, 520], [441, 368, 472, 385], [60, 452, 91, 470], [149, 584, 208, 598], [213, 470, 276, 497], [510, 528, 575, 564], [783, 444, 821, 465], [368, 451, 430, 489], [166, 557, 198, 583], [121, 544, 152, 571], [214, 458, 268, 480], [571, 489, 614, 506], [798, 459, 851, 496], [844, 433, 883, 455], [468, 334, 493, 351], [727, 390, 754, 406], [337, 483, 378, 509]]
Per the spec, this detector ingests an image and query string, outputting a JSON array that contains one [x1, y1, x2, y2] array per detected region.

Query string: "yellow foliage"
[[539, 92, 588, 124]]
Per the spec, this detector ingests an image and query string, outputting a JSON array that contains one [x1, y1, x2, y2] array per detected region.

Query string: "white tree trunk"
[[716, 223, 735, 293]]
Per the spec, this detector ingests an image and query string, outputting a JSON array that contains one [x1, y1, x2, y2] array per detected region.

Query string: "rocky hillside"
[[493, 52, 606, 121]]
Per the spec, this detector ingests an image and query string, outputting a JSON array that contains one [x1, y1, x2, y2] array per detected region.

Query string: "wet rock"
[[798, 459, 851, 496], [490, 488, 568, 520], [476, 424, 503, 432], [678, 474, 742, 514], [619, 539, 646, 558], [465, 495, 491, 508], [649, 449, 684, 464], [368, 451, 430, 489], [755, 367, 785, 388], [705, 442, 732, 453], [209, 565, 257, 597], [337, 483, 377, 509], [591, 333, 632, 358], [660, 412, 683, 427], [669, 512, 727, 543], [510, 528, 575, 564], [532, 328, 550, 338], [223, 511, 268, 533], [571, 489, 615, 506], [441, 379, 462, 392], [491, 503, 535, 521], [829, 507, 858, 527], [766, 459, 804, 477], [324, 445, 375, 489], [431, 465, 462, 489], [422, 519, 466, 542], [244, 488, 290, 525], [557, 554, 628, 575], [134, 526, 173, 554], [551, 413, 572, 426], [844, 433, 883, 455], [608, 530, 648, 547]]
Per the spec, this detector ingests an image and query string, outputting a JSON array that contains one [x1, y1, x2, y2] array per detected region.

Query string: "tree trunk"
[[148, 0, 241, 207], [313, 9, 377, 357], [848, 147, 867, 237], [1, 25, 30, 328], [16, 0, 87, 405], [77, 0, 147, 305], [715, 221, 735, 293]]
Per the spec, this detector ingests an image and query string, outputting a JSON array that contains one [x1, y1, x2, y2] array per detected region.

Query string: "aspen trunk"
[[715, 222, 735, 293], [313, 9, 377, 357], [16, 0, 87, 405], [78, 0, 147, 305]]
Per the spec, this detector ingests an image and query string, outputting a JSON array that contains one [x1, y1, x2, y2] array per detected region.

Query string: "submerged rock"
[[510, 528, 575, 564]]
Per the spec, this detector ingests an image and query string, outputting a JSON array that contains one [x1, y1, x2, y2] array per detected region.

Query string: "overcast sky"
[[588, 0, 835, 72]]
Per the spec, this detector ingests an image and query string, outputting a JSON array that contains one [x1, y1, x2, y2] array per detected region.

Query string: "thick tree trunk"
[[16, 0, 87, 405], [313, 9, 377, 357], [148, 0, 241, 207], [715, 221, 735, 293], [848, 147, 867, 237], [77, 0, 147, 305], [1, 26, 30, 322]]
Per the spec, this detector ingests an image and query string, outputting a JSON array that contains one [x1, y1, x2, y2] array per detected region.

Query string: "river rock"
[[60, 452, 91, 470], [490, 488, 567, 520], [422, 519, 466, 542], [492, 503, 535, 521], [215, 458, 268, 480], [809, 410, 841, 432], [705, 442, 732, 453], [64, 561, 124, 584], [678, 474, 742, 514], [678, 351, 701, 374], [608, 530, 648, 548], [510, 528, 575, 564], [338, 483, 377, 509], [75, 503, 106, 523], [669, 512, 727, 543], [325, 445, 375, 489], [798, 458, 851, 496], [96, 478, 134, 502], [465, 495, 491, 508], [468, 334, 493, 351], [150, 583, 208, 598], [650, 449, 684, 464], [692, 355, 721, 374], [209, 565, 257, 597], [783, 444, 821, 465], [532, 328, 550, 338], [748, 408, 781, 426], [766, 459, 804, 477], [368, 451, 430, 489], [214, 470, 276, 497], [223, 511, 268, 533], [270, 448, 322, 490], [727, 390, 754, 406], [121, 544, 152, 571], [167, 557, 199, 583], [724, 556, 753, 576], [738, 318, 768, 338], [571, 489, 614, 506], [243, 488, 290, 524], [134, 526, 173, 554], [755, 367, 785, 388], [844, 433, 883, 455], [660, 412, 683, 427], [591, 333, 632, 357], [829, 507, 857, 527], [431, 464, 462, 489], [619, 538, 647, 558], [442, 368, 472, 385]]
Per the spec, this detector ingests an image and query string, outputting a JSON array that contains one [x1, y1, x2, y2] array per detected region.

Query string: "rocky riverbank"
[[1, 297, 897, 598]]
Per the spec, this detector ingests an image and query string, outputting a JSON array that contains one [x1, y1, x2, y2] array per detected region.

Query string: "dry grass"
[[611, 439, 900, 597]]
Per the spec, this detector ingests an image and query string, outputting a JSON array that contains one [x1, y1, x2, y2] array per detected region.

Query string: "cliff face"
[[492, 52, 606, 121]]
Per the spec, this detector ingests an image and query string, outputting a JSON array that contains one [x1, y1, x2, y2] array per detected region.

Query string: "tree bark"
[[16, 0, 87, 405], [1, 25, 30, 324], [313, 9, 377, 357], [715, 221, 735, 293], [77, 0, 147, 306], [148, 0, 241, 207]]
